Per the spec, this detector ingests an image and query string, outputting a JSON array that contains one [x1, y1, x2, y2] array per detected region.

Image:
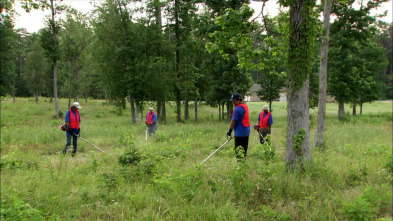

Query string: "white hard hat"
[[72, 102, 82, 109]]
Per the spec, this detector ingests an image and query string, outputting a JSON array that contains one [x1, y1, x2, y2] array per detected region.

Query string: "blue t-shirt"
[[146, 112, 157, 124], [65, 110, 80, 135], [232, 105, 250, 137], [258, 112, 273, 125]]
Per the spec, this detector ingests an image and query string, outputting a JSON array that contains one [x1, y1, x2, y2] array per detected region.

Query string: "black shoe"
[[71, 153, 76, 157]]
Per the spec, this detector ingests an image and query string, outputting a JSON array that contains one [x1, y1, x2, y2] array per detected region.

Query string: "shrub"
[[118, 146, 141, 167], [153, 131, 170, 142], [1, 192, 44, 220], [259, 143, 275, 161], [342, 185, 390, 220]]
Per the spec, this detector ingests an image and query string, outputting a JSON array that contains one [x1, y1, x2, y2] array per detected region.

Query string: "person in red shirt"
[[146, 107, 157, 136], [62, 102, 81, 156], [254, 105, 273, 144]]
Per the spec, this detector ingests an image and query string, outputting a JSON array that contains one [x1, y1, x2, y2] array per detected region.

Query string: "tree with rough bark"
[[314, 0, 333, 148], [279, 0, 317, 170]]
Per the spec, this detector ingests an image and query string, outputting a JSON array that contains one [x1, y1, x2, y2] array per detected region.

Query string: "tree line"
[[1, 0, 391, 169]]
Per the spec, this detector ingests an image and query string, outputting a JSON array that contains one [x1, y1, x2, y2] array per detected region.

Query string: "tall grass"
[[1, 97, 392, 220]]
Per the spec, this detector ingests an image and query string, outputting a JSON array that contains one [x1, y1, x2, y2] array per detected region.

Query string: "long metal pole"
[[200, 136, 233, 165], [75, 134, 106, 154]]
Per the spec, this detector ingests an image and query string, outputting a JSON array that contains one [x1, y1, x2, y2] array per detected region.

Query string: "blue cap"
[[230, 93, 242, 101]]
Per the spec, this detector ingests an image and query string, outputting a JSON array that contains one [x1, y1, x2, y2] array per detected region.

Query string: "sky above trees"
[[13, 0, 392, 33]]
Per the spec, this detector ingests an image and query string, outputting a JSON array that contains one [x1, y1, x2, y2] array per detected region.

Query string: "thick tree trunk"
[[360, 100, 363, 115], [129, 96, 136, 125], [35, 91, 38, 103], [195, 99, 198, 123], [338, 99, 345, 120], [285, 0, 312, 170], [286, 80, 312, 170], [314, 0, 332, 148]]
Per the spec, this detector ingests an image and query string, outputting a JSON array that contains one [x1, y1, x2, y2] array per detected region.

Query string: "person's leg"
[[72, 134, 78, 155], [63, 133, 71, 154], [258, 128, 265, 144], [242, 136, 249, 157], [152, 124, 157, 135], [148, 125, 153, 136]]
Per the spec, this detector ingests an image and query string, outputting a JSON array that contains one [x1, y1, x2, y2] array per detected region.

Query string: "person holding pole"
[[227, 93, 250, 160], [62, 102, 81, 157], [254, 105, 273, 144], [146, 107, 157, 136]]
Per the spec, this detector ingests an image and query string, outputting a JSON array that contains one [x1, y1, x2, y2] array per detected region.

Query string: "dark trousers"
[[234, 136, 249, 158], [258, 128, 271, 144], [64, 133, 78, 154]]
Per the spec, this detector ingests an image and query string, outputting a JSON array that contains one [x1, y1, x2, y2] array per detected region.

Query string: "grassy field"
[[1, 97, 392, 220]]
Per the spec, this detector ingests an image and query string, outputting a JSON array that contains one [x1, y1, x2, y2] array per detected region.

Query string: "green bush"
[[342, 197, 377, 221], [153, 131, 170, 142], [1, 192, 44, 220], [342, 185, 390, 220], [118, 146, 141, 166]]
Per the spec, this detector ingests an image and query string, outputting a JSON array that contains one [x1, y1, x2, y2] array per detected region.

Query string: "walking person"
[[254, 105, 273, 144], [146, 107, 157, 136], [62, 102, 81, 156], [227, 93, 251, 160]]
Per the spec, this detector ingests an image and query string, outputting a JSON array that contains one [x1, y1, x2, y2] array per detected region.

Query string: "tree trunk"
[[269, 99, 272, 112], [184, 89, 189, 121], [226, 101, 232, 123], [285, 0, 313, 170], [360, 100, 363, 115], [338, 99, 345, 120], [195, 99, 198, 123], [68, 76, 72, 109], [162, 100, 166, 121], [222, 103, 225, 121], [35, 91, 38, 103], [175, 0, 181, 123], [314, 0, 332, 148], [53, 60, 59, 119], [50, 0, 59, 119], [352, 104, 356, 116], [286, 80, 312, 170], [129, 96, 136, 125], [218, 104, 220, 120]]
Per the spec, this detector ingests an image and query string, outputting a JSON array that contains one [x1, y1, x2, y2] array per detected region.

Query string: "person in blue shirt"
[[62, 102, 81, 156], [227, 93, 251, 159], [146, 107, 157, 136]]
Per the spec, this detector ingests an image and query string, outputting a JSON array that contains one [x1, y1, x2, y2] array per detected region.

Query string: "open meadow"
[[1, 97, 392, 220]]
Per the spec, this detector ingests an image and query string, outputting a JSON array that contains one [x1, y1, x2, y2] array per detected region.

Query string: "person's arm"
[[65, 110, 70, 127], [153, 113, 157, 123]]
